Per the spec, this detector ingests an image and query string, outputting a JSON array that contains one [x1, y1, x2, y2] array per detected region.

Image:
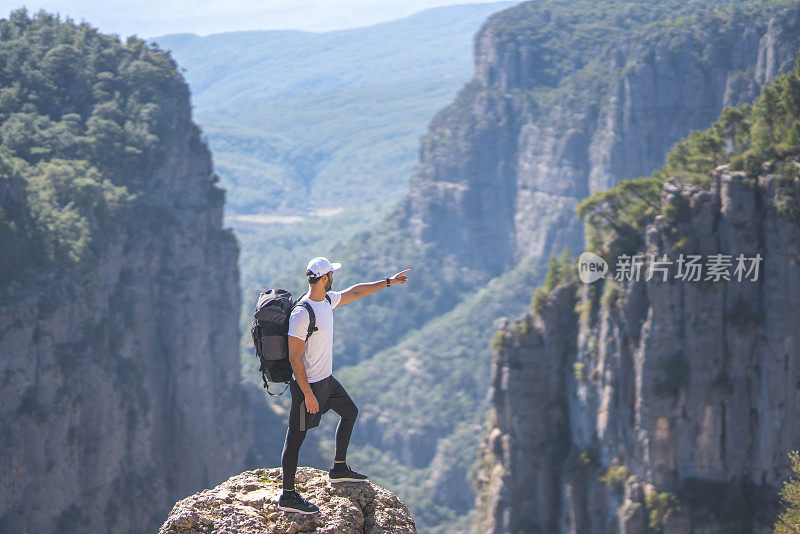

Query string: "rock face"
[[0, 51, 250, 534], [474, 168, 800, 533], [405, 2, 800, 281], [160, 467, 416, 534]]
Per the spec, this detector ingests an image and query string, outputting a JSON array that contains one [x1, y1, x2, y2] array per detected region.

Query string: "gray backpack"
[[251, 289, 330, 395]]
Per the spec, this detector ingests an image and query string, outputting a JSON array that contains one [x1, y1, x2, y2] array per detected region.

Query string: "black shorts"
[[288, 375, 356, 431]]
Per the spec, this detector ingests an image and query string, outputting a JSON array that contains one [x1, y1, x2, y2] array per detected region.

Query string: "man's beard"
[[325, 279, 332, 292]]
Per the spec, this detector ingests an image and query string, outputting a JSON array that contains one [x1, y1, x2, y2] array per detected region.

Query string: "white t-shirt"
[[287, 291, 342, 383]]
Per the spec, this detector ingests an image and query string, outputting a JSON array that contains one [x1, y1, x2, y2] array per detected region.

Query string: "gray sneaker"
[[277, 490, 319, 514], [328, 464, 369, 483]]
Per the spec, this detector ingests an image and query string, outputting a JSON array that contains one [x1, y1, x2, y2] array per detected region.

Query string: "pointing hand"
[[390, 268, 411, 286]]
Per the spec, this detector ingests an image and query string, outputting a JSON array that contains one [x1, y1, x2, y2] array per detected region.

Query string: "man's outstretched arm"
[[337, 268, 411, 307]]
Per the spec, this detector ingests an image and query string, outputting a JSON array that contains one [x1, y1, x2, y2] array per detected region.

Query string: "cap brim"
[[331, 262, 342, 270]]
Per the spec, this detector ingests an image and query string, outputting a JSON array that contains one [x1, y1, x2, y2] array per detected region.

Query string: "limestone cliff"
[[404, 0, 800, 280], [475, 166, 800, 532], [159, 467, 416, 534], [0, 15, 250, 533]]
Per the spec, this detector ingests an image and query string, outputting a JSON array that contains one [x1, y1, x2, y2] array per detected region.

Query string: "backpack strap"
[[265, 382, 289, 397], [301, 301, 317, 341], [296, 293, 332, 341]]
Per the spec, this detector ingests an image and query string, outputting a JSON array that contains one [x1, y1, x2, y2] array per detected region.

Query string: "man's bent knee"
[[341, 401, 358, 421]]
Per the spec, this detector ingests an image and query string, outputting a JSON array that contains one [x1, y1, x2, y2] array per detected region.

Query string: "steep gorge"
[[325, 1, 800, 528]]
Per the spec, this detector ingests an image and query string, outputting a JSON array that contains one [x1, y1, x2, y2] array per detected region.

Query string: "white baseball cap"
[[306, 256, 342, 277]]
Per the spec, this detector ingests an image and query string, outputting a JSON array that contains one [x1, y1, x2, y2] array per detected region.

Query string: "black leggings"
[[281, 396, 358, 490], [281, 427, 307, 491]]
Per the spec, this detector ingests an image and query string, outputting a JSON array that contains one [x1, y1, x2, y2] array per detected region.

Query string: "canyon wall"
[[475, 166, 800, 532], [0, 21, 251, 532]]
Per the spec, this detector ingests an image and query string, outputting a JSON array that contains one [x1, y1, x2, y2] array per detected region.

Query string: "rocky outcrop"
[[475, 166, 800, 533], [160, 467, 416, 534], [0, 48, 250, 534]]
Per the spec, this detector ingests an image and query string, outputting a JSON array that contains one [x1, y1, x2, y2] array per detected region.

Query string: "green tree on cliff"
[[776, 450, 800, 533], [0, 8, 188, 281]]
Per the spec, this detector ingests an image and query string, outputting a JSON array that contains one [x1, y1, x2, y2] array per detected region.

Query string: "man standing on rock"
[[278, 256, 411, 514]]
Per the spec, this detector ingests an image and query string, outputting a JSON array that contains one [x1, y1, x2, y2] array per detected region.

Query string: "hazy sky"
[[3, 0, 506, 38]]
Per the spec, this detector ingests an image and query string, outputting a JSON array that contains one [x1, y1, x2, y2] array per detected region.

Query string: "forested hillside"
[[0, 8, 183, 281], [153, 2, 516, 216]]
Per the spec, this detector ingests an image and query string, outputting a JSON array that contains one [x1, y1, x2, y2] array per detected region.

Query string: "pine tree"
[[775, 450, 800, 533]]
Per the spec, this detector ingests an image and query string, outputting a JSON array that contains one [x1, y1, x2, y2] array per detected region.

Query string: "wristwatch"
[[385, 277, 390, 287]]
